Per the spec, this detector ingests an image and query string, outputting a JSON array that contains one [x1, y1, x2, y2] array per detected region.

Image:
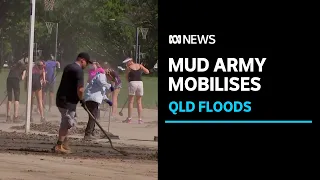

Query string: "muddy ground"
[[0, 106, 158, 179], [0, 130, 157, 161]]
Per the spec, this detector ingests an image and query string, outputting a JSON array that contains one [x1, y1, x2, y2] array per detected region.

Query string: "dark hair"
[[77, 52, 92, 64]]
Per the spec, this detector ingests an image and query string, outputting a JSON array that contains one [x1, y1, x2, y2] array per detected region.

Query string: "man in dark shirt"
[[53, 52, 92, 154]]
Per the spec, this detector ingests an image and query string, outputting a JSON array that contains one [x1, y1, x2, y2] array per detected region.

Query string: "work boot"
[[62, 138, 71, 151], [84, 134, 98, 141], [53, 144, 70, 154]]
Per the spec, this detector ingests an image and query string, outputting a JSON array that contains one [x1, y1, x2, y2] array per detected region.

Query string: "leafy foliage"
[[0, 0, 158, 69]]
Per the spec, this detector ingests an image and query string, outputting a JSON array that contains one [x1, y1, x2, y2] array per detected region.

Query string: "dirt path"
[[0, 153, 157, 180]]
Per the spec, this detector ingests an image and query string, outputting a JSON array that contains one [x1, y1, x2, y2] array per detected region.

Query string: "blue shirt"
[[45, 60, 57, 82], [84, 73, 111, 104]]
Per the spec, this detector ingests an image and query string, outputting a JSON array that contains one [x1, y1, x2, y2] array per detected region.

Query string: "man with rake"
[[53, 52, 92, 154]]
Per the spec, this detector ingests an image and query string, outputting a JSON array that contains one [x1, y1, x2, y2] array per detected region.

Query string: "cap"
[[77, 52, 92, 64], [122, 57, 132, 64]]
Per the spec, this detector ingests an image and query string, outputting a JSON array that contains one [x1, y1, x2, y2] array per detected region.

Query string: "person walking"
[[122, 58, 149, 124], [53, 52, 92, 154], [83, 69, 114, 140], [43, 58, 60, 111], [6, 60, 26, 122]]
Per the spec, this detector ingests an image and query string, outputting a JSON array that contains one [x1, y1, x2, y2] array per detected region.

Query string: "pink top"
[[88, 67, 105, 82]]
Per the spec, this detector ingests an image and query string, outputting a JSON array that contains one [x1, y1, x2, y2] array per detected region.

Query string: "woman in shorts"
[[105, 66, 122, 118], [31, 61, 46, 122], [6, 60, 26, 122], [122, 58, 149, 124]]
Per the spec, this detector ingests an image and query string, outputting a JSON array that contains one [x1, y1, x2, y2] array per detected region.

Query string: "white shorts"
[[128, 81, 143, 96]]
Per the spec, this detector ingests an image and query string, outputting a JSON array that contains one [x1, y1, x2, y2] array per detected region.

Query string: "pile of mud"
[[10, 122, 102, 135], [0, 130, 157, 161]]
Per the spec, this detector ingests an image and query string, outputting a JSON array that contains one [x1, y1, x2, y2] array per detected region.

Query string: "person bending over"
[[104, 65, 122, 119], [84, 69, 114, 140]]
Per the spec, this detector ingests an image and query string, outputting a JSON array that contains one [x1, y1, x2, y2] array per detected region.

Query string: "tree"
[[0, 0, 158, 69]]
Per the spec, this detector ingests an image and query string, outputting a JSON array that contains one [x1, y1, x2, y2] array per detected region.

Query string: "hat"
[[122, 57, 133, 64], [77, 52, 92, 64]]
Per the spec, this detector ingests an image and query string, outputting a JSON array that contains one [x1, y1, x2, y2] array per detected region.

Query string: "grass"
[[0, 69, 158, 109]]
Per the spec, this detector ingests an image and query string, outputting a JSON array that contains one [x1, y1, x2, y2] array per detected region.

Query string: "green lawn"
[[0, 69, 158, 109]]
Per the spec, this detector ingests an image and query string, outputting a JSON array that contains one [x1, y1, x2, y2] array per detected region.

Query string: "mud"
[[0, 130, 157, 161], [10, 121, 102, 135]]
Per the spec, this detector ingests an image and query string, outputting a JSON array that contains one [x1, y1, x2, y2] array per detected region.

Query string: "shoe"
[[6, 116, 12, 123], [40, 117, 46, 123], [122, 118, 132, 123], [92, 130, 99, 137], [138, 119, 144, 124], [13, 116, 23, 123], [62, 139, 71, 151], [84, 134, 98, 141], [52, 144, 70, 154]]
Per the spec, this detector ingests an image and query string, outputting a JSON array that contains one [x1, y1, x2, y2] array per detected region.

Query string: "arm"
[[42, 69, 46, 83], [98, 74, 112, 89], [21, 70, 26, 80], [56, 61, 61, 69], [76, 70, 85, 101], [140, 64, 150, 74]]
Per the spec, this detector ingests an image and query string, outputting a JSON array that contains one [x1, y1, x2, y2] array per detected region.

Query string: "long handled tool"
[[0, 95, 8, 107], [118, 97, 128, 116], [83, 105, 128, 156]]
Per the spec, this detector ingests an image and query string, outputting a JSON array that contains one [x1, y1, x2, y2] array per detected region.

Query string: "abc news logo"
[[169, 35, 216, 45]]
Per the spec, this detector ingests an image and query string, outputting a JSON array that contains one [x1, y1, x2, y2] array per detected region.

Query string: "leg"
[[126, 95, 135, 121], [136, 96, 143, 120], [6, 99, 12, 120], [36, 89, 45, 120], [13, 79, 21, 119], [111, 88, 120, 116], [49, 84, 55, 111], [42, 85, 47, 108], [136, 81, 144, 123], [84, 101, 99, 139], [124, 81, 136, 123], [6, 78, 13, 121], [55, 108, 76, 153], [49, 92, 54, 111], [32, 93, 38, 113], [31, 92, 35, 116]]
